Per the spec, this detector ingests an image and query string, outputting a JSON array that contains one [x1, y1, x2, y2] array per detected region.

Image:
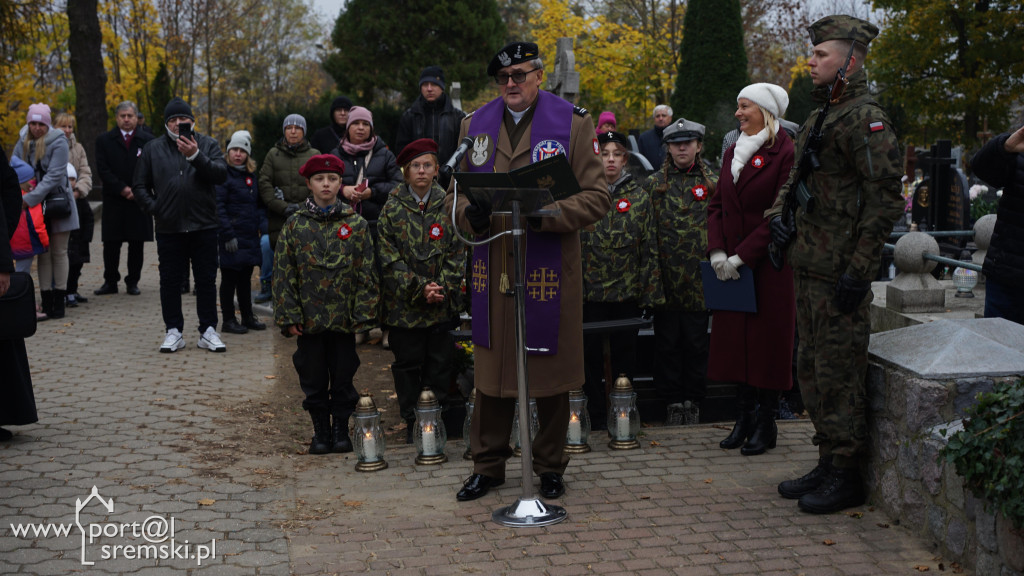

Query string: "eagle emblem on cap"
[[498, 52, 512, 67]]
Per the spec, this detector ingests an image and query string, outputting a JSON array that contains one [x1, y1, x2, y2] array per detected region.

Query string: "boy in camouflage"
[[273, 154, 380, 455]]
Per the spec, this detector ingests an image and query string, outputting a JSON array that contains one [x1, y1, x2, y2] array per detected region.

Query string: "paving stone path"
[[1, 234, 960, 575]]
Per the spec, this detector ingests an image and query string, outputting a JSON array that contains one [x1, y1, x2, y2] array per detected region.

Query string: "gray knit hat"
[[227, 130, 252, 155], [282, 114, 307, 134]]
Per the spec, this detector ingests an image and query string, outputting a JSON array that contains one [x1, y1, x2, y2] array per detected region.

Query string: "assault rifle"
[[768, 41, 857, 271]]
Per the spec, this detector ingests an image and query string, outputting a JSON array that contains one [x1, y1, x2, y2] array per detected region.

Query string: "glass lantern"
[[511, 398, 539, 457], [415, 388, 447, 465], [353, 394, 387, 472], [564, 389, 591, 453], [952, 259, 978, 298], [607, 374, 640, 450], [463, 388, 476, 460]]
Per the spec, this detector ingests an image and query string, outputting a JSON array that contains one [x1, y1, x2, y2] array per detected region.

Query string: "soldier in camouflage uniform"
[[377, 139, 467, 443], [644, 119, 718, 426], [582, 131, 665, 429], [766, 15, 904, 514], [273, 154, 380, 456]]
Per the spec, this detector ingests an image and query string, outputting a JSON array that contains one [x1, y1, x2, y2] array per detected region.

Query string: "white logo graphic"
[[9, 485, 217, 566], [470, 134, 491, 167], [498, 52, 511, 67]]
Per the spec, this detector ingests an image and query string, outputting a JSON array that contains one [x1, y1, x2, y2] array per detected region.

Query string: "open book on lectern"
[[454, 153, 581, 216]]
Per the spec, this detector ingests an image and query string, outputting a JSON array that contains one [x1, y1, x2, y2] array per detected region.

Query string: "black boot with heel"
[[741, 388, 779, 456], [720, 384, 756, 449]]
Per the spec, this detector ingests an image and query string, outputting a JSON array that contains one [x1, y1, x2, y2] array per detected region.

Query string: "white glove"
[[719, 254, 744, 281], [709, 250, 728, 277]]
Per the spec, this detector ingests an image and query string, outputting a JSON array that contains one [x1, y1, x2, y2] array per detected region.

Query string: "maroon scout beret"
[[396, 138, 439, 167], [299, 154, 345, 179]]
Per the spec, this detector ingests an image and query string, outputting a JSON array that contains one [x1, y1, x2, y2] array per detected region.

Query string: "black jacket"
[[329, 138, 401, 223], [394, 93, 466, 162], [133, 132, 227, 234], [95, 127, 156, 242], [310, 124, 345, 158], [972, 131, 1024, 284]]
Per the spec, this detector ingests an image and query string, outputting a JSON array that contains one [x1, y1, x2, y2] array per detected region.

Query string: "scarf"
[[730, 124, 776, 184], [341, 136, 376, 156]]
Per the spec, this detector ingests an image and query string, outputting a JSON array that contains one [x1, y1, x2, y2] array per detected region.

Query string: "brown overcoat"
[[445, 97, 610, 399]]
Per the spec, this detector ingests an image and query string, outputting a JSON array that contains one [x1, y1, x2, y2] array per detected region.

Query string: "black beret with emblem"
[[807, 15, 879, 47], [487, 41, 540, 77], [597, 131, 629, 148]]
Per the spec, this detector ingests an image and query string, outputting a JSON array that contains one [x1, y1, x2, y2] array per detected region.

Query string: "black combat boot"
[[331, 410, 353, 453], [797, 466, 865, 514], [742, 389, 778, 456], [308, 410, 332, 455], [720, 385, 756, 449], [778, 456, 833, 499]]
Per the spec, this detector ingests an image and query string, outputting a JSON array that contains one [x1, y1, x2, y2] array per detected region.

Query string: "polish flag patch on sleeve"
[[869, 121, 885, 133]]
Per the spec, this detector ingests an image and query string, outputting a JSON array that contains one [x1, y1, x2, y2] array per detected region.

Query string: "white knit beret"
[[737, 83, 789, 120]]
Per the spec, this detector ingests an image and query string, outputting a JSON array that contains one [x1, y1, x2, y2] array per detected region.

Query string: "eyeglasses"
[[409, 162, 436, 172], [494, 67, 540, 85]]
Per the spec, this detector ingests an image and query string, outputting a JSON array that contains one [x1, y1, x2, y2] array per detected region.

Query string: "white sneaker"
[[198, 327, 226, 352], [160, 328, 185, 353]]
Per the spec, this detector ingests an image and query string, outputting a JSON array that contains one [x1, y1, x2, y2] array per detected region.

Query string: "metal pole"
[[491, 200, 567, 527]]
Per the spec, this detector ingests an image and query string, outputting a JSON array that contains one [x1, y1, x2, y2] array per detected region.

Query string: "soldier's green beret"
[[807, 15, 879, 46]]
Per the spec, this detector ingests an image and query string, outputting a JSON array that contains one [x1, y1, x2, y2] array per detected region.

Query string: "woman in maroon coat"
[[707, 83, 796, 456]]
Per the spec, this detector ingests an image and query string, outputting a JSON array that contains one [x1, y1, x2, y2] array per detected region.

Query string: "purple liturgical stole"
[[466, 91, 572, 355]]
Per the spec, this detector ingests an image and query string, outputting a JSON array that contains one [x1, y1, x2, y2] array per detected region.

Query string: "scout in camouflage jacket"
[[645, 159, 718, 311], [581, 172, 664, 308], [766, 69, 904, 282], [272, 197, 379, 334], [377, 181, 466, 328]]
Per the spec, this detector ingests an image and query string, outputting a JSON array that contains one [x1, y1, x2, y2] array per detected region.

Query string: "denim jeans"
[[259, 234, 272, 284]]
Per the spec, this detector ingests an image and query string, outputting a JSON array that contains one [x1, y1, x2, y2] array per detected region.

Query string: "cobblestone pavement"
[[1, 233, 960, 575]]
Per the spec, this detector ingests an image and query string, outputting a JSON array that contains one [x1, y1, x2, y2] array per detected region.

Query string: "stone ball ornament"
[[894, 232, 939, 274]]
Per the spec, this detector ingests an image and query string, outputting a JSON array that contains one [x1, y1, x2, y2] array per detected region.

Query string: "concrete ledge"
[[867, 318, 1024, 575]]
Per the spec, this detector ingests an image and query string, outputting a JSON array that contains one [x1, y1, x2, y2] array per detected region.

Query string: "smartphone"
[[178, 123, 193, 140]]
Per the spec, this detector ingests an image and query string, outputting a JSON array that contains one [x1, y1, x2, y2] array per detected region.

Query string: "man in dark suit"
[[94, 101, 155, 296]]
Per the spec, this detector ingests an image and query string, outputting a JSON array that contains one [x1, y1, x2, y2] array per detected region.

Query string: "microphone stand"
[[450, 180, 568, 527]]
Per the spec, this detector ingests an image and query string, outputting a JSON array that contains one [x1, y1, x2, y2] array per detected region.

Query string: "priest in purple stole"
[[445, 42, 610, 502]]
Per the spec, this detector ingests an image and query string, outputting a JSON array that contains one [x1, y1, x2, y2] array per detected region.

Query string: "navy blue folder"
[[699, 261, 757, 313]]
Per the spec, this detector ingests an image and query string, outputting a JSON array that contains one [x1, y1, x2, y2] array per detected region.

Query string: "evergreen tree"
[[324, 0, 506, 106], [670, 0, 747, 162], [149, 62, 173, 130]]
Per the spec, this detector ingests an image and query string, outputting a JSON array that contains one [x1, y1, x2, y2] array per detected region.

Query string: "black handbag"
[[42, 187, 72, 221], [0, 272, 37, 339], [35, 160, 72, 221]]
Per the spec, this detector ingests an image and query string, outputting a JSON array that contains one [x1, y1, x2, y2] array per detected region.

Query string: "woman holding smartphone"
[[329, 106, 401, 345]]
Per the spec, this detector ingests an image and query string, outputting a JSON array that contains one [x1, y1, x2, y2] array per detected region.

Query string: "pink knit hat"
[[346, 106, 374, 129], [27, 103, 52, 127], [597, 111, 617, 128]]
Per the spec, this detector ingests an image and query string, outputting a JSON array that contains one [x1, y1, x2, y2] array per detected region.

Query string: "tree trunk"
[[66, 0, 108, 199]]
